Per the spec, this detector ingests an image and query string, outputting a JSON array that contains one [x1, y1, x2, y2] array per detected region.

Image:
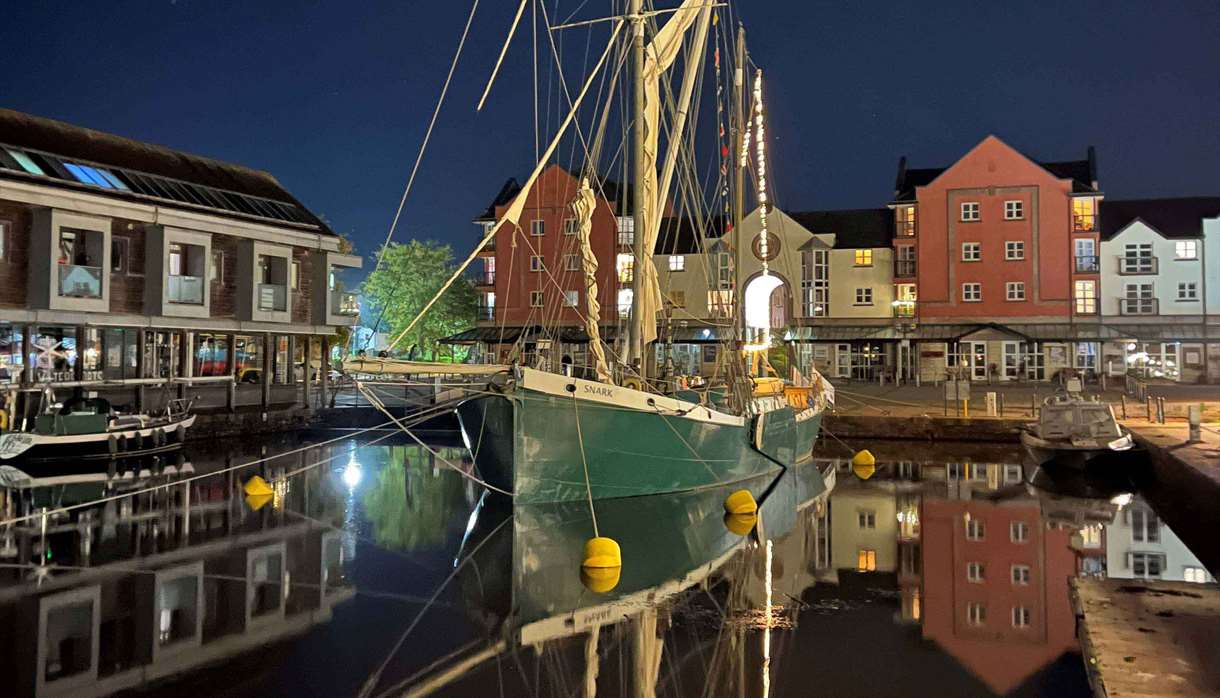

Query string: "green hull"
[[456, 378, 823, 504]]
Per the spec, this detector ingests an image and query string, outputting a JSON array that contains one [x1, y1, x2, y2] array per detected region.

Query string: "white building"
[[1105, 498, 1213, 583]]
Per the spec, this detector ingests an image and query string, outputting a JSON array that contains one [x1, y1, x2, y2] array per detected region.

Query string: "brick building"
[[0, 109, 360, 416]]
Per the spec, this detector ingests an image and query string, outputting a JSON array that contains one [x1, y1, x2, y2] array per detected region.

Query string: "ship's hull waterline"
[[456, 368, 824, 504]]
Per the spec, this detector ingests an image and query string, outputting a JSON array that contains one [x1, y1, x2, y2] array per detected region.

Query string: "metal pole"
[[627, 0, 646, 379], [1120, 394, 1127, 419], [998, 392, 1005, 417], [732, 24, 746, 349], [1145, 396, 1153, 422]]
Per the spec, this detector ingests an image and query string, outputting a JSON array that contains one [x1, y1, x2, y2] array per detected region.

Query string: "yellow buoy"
[[723, 512, 758, 536], [723, 489, 758, 515], [582, 536, 622, 568], [851, 449, 876, 480], [243, 475, 274, 497], [245, 493, 273, 511], [580, 566, 621, 593]]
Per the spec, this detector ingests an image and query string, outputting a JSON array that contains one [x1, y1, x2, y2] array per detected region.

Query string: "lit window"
[[290, 260, 301, 290], [1074, 280, 1097, 314], [962, 282, 982, 302], [563, 290, 578, 307], [960, 202, 980, 221], [563, 218, 578, 235], [530, 220, 545, 236], [1012, 606, 1031, 628], [857, 549, 877, 572], [0, 219, 9, 260], [668, 255, 685, 271], [1004, 200, 1024, 220], [858, 510, 876, 529], [616, 253, 634, 283], [965, 518, 985, 541], [896, 206, 916, 236], [707, 290, 734, 318], [1011, 565, 1031, 585], [962, 242, 981, 261], [854, 249, 873, 266], [1005, 241, 1025, 260], [967, 562, 985, 582], [1006, 281, 1026, 301], [1072, 198, 1097, 231], [1177, 282, 1198, 301], [1010, 521, 1029, 543], [530, 290, 544, 307], [564, 254, 581, 271], [854, 288, 873, 305], [530, 255, 544, 272], [1184, 567, 1208, 583], [1175, 240, 1198, 259], [967, 603, 986, 626], [617, 288, 633, 318]]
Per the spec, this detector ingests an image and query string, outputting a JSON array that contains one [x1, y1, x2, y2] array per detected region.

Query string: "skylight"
[[6, 148, 45, 176]]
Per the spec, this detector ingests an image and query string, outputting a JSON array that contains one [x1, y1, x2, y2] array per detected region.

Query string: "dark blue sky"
[[3, 1, 1218, 273]]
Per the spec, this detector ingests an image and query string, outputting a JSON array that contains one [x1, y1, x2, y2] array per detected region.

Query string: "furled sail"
[[573, 177, 613, 383], [635, 0, 712, 348]]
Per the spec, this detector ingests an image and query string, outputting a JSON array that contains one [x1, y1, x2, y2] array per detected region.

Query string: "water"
[[0, 430, 1195, 697]]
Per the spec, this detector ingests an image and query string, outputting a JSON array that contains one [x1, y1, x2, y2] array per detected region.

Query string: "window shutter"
[[1124, 552, 1132, 570]]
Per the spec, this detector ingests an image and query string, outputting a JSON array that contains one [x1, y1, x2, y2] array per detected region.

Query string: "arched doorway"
[[743, 273, 790, 337]]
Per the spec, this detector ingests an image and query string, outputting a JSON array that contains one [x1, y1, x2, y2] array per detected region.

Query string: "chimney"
[[1087, 146, 1098, 190], [894, 156, 908, 198]]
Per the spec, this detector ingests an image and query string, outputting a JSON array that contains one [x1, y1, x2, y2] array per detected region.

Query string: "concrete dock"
[[1071, 578, 1220, 697]]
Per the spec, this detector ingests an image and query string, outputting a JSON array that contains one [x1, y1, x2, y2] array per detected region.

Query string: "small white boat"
[[1020, 395, 1134, 469]]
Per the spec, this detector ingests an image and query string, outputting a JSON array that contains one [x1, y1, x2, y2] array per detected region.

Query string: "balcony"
[[477, 305, 494, 321], [1074, 255, 1099, 273], [894, 260, 916, 278], [1118, 256, 1158, 275], [167, 274, 204, 304], [477, 271, 496, 286], [1119, 298, 1158, 316], [1072, 214, 1096, 232], [893, 302, 916, 319], [896, 221, 916, 238], [58, 264, 103, 298], [479, 237, 496, 253], [332, 290, 359, 316], [257, 283, 287, 312]]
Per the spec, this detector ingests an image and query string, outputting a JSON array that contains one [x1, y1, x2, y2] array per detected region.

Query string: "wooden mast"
[[628, 0, 647, 381]]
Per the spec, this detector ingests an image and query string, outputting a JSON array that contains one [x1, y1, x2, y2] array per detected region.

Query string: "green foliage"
[[360, 446, 470, 551], [362, 240, 476, 358]]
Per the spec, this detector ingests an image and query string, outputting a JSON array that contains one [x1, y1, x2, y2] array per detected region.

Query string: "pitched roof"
[[1100, 197, 1220, 240], [473, 177, 523, 221], [0, 108, 332, 233], [472, 166, 633, 222], [891, 144, 1099, 202], [656, 214, 727, 254], [788, 208, 893, 248]]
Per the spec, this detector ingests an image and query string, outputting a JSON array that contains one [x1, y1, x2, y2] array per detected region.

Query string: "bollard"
[[1157, 397, 1166, 424], [1188, 404, 1202, 443], [1120, 394, 1127, 419], [963, 399, 969, 418], [999, 393, 1006, 417], [1030, 395, 1036, 418], [1146, 396, 1153, 422]]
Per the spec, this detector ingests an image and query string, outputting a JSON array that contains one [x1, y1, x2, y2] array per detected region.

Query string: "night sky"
[[3, 1, 1218, 278]]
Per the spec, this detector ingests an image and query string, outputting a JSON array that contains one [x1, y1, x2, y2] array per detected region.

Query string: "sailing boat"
[[350, 0, 834, 504]]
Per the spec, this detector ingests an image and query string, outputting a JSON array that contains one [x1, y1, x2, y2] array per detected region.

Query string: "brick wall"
[[210, 234, 238, 318], [0, 201, 31, 308], [292, 247, 312, 325], [109, 219, 146, 314]]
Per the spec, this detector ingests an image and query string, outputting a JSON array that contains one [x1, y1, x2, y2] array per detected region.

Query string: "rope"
[[571, 392, 600, 537]]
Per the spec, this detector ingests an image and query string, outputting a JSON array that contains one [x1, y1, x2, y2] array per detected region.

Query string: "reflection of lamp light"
[[1126, 343, 1137, 351], [1110, 493, 1133, 507], [342, 459, 362, 488], [701, 328, 711, 338]]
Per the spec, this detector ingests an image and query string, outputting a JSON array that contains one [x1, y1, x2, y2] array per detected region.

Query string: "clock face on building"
[[752, 232, 781, 261]]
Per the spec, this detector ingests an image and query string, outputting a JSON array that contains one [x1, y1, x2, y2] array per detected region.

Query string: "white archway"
[[743, 274, 785, 334]]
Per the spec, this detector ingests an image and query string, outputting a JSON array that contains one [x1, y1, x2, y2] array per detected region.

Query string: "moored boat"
[[1020, 395, 1134, 469]]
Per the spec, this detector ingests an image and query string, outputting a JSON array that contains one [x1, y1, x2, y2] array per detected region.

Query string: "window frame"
[[1011, 564, 1031, 586], [854, 287, 874, 306], [967, 602, 986, 626], [962, 282, 982, 303], [211, 250, 225, 285], [110, 237, 129, 274], [1074, 279, 1097, 314], [1011, 606, 1031, 628], [960, 202, 980, 222], [564, 254, 581, 272], [1177, 281, 1198, 301], [1174, 240, 1198, 260], [965, 518, 985, 541], [529, 290, 544, 308], [530, 255, 545, 272], [961, 242, 981, 262], [668, 254, 685, 272], [530, 219, 545, 236], [1006, 281, 1026, 301], [966, 561, 985, 583], [1010, 521, 1030, 543], [1004, 240, 1025, 260], [853, 249, 873, 267], [1003, 200, 1024, 220], [0, 219, 9, 261], [562, 290, 578, 307], [857, 510, 876, 529], [563, 217, 578, 236]]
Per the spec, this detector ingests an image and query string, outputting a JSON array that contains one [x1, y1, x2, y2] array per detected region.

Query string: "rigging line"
[[571, 391, 600, 537], [385, 19, 624, 353], [359, 514, 513, 698], [0, 419, 401, 528], [368, 0, 481, 280], [478, 0, 530, 111]]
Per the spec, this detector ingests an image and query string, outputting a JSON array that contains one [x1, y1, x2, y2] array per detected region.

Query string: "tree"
[[362, 240, 476, 359]]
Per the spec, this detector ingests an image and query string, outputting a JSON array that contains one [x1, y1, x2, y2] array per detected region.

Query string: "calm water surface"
[[1, 429, 1175, 697]]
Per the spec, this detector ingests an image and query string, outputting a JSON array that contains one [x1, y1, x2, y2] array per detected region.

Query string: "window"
[[1010, 521, 1029, 543], [854, 249, 873, 266], [1004, 200, 1024, 220], [529, 290, 544, 307], [895, 283, 917, 317], [6, 148, 45, 175], [801, 249, 829, 317], [854, 288, 873, 305], [1006, 282, 1026, 301], [962, 242, 981, 261], [211, 250, 225, 284], [896, 206, 916, 237], [962, 282, 981, 302], [1175, 240, 1198, 260], [1012, 606, 1031, 628], [1177, 282, 1198, 301], [563, 217, 578, 235], [1121, 243, 1155, 274], [618, 288, 633, 318], [965, 518, 985, 541], [1131, 552, 1165, 578], [192, 332, 229, 378], [1184, 567, 1208, 583], [564, 254, 581, 272], [530, 255, 544, 272], [707, 290, 734, 318], [290, 260, 301, 290], [1011, 565, 1031, 585], [1004, 464, 1022, 483], [1075, 238, 1098, 272], [967, 603, 986, 626], [1005, 241, 1025, 260], [0, 219, 9, 261], [1131, 506, 1160, 543], [530, 220, 545, 236], [1072, 198, 1097, 231], [967, 562, 985, 583], [960, 202, 980, 221], [617, 216, 634, 245], [111, 237, 128, 273], [857, 549, 877, 572], [616, 253, 634, 283], [668, 255, 685, 271], [1074, 280, 1097, 314], [563, 290, 578, 307], [858, 510, 876, 529]]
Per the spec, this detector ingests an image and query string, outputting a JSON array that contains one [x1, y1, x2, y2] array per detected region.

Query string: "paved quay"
[[1071, 578, 1220, 697]]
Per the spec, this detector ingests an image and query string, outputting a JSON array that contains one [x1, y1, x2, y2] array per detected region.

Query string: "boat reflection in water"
[[0, 438, 358, 698]]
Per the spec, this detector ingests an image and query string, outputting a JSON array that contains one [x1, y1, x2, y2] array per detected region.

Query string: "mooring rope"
[[571, 392, 600, 537]]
